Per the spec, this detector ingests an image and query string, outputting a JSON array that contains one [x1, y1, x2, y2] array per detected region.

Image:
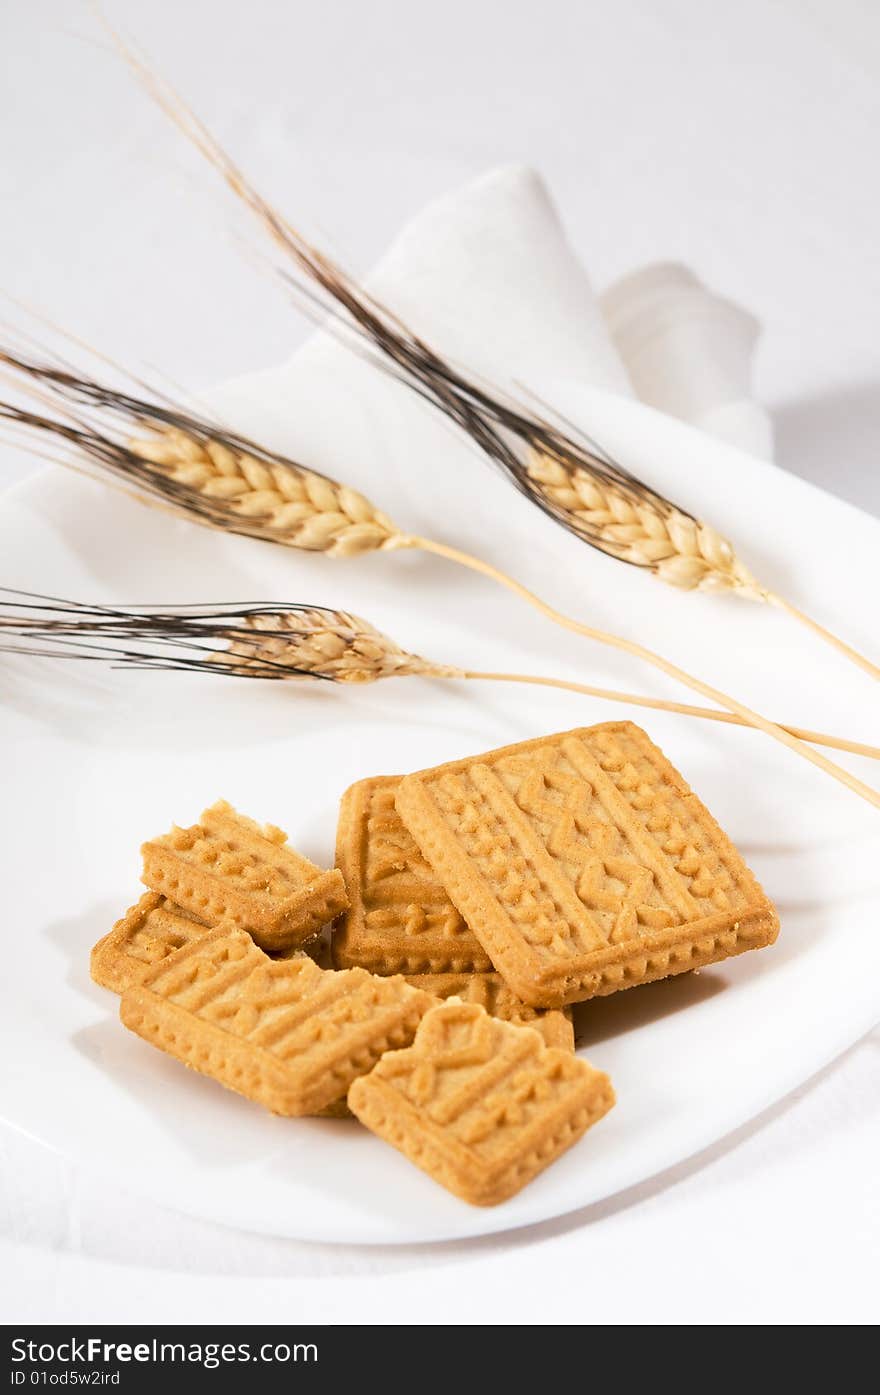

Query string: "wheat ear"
[[524, 453, 766, 597], [0, 348, 406, 555], [3, 591, 876, 762], [215, 608, 459, 682], [128, 430, 403, 556], [112, 33, 879, 682]]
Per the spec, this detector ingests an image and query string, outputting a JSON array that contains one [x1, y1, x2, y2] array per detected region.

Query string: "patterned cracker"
[[120, 925, 435, 1116], [91, 892, 211, 993], [404, 974, 574, 1051], [141, 800, 349, 952], [349, 1000, 613, 1205], [333, 777, 492, 974], [395, 721, 779, 1008]]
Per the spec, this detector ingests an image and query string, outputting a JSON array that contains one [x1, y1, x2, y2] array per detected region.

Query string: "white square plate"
[[1, 377, 877, 1243]]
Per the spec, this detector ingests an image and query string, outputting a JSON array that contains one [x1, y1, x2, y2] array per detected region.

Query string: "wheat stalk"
[[2, 353, 879, 811], [110, 31, 879, 682], [3, 591, 877, 765]]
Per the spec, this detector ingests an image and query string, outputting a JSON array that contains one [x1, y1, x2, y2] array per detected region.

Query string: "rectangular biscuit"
[[404, 974, 574, 1051], [333, 776, 492, 974], [395, 721, 779, 1008], [91, 891, 211, 993], [141, 800, 349, 952], [348, 1000, 614, 1205], [120, 925, 435, 1116]]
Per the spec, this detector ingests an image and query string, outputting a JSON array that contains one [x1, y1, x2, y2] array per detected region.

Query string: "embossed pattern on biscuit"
[[395, 722, 779, 1007], [333, 777, 492, 974], [141, 800, 349, 952], [348, 1000, 614, 1205], [120, 925, 436, 1116], [90, 892, 211, 993], [404, 974, 574, 1051]]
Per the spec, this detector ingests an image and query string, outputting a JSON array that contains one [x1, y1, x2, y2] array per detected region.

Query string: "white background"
[[1, 0, 877, 1324]]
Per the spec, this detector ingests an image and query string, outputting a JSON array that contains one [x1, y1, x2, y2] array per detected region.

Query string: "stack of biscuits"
[[90, 721, 778, 1207]]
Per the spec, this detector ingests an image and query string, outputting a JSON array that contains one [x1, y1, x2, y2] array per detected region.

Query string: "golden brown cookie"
[[333, 776, 492, 974], [91, 892, 211, 993], [120, 925, 435, 1116], [404, 974, 574, 1051], [141, 800, 349, 952], [395, 722, 778, 1007], [348, 1000, 614, 1205]]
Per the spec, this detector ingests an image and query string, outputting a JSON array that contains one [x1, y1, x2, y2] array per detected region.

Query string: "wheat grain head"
[[127, 428, 404, 557], [526, 453, 766, 597], [0, 347, 408, 558], [217, 608, 461, 683]]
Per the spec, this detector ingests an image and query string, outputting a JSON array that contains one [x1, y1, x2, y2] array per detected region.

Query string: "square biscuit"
[[348, 1000, 614, 1205], [404, 974, 574, 1051], [141, 800, 349, 952], [120, 925, 436, 1116], [395, 721, 779, 1008], [91, 891, 211, 993], [333, 776, 492, 974]]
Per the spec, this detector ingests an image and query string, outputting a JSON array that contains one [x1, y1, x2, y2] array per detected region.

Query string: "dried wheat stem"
[[462, 672, 880, 761], [765, 592, 880, 682], [407, 535, 880, 810]]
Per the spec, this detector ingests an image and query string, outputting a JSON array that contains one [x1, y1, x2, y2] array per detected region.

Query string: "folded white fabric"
[[601, 263, 774, 460]]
